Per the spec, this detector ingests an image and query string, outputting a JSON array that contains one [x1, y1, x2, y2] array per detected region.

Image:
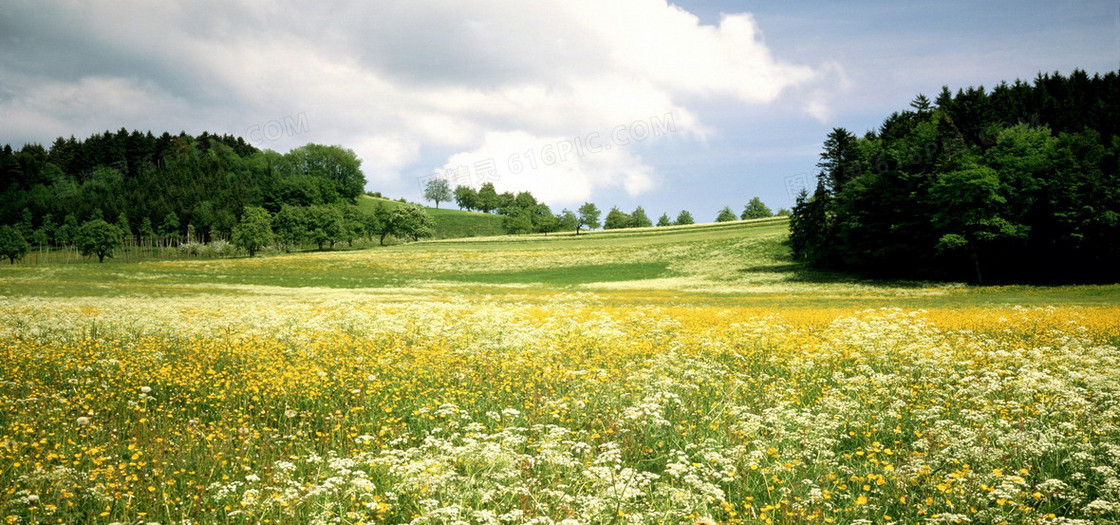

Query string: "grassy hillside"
[[356, 195, 506, 239], [2, 215, 1117, 308]]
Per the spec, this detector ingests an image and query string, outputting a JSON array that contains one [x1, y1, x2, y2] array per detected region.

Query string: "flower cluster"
[[1, 295, 1118, 524]]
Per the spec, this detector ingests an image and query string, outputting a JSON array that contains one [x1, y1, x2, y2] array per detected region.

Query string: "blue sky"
[[610, 0, 1120, 218], [1, 1, 1116, 220]]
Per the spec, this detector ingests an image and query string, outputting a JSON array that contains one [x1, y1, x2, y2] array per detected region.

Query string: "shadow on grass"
[[739, 259, 938, 288]]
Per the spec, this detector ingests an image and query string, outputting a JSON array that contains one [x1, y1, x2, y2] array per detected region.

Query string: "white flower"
[[141, 386, 152, 393], [76, 416, 90, 426]]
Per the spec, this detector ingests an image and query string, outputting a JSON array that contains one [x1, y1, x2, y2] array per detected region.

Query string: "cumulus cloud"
[[0, 0, 834, 204]]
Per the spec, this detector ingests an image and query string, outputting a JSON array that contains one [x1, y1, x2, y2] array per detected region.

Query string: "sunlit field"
[[2, 219, 1119, 524]]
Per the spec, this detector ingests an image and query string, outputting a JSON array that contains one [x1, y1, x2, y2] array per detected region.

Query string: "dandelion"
[[76, 416, 90, 426], [140, 386, 152, 393]]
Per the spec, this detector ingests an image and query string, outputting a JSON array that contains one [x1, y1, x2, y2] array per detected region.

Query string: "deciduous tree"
[[630, 206, 652, 228], [477, 183, 499, 213], [424, 178, 452, 209], [76, 219, 123, 263], [740, 197, 773, 220], [0, 225, 29, 264], [272, 205, 308, 252], [306, 205, 344, 250], [231, 206, 274, 257], [576, 203, 601, 234], [604, 206, 632, 230], [389, 204, 435, 242], [556, 209, 578, 233], [453, 185, 479, 211]]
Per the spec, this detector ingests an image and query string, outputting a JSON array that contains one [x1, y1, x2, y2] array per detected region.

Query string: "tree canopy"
[[576, 203, 601, 234], [76, 219, 123, 263], [389, 204, 436, 242], [0, 225, 28, 264], [789, 70, 1120, 283], [0, 130, 367, 245], [604, 206, 632, 230], [741, 197, 773, 220], [630, 206, 653, 228], [675, 210, 695, 225], [424, 179, 452, 209], [715, 207, 737, 223], [231, 206, 274, 257]]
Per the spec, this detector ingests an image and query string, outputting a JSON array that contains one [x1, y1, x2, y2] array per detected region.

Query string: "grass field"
[[2, 218, 1119, 524], [357, 196, 506, 240]]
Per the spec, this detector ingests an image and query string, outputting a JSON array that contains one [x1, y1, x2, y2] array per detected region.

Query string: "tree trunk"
[[971, 248, 983, 284]]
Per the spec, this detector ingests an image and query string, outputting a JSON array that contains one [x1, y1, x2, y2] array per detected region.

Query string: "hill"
[[356, 195, 505, 240], [2, 215, 1116, 307]]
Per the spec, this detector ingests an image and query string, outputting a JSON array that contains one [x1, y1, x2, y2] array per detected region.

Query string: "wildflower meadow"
[[2, 220, 1118, 524]]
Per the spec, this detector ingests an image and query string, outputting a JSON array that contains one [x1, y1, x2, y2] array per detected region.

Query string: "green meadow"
[[1, 216, 1116, 309], [2, 216, 1119, 524]]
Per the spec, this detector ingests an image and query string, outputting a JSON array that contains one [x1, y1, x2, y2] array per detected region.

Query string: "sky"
[[1, 1, 1117, 220]]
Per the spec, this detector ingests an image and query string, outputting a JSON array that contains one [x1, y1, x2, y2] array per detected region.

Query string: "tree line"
[[0, 129, 367, 246], [0, 201, 435, 264], [0, 128, 448, 263], [789, 69, 1120, 283], [233, 202, 433, 257], [426, 178, 782, 235]]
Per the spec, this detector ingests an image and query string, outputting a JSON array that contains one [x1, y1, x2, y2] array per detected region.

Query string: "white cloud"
[[0, 0, 833, 204], [437, 129, 661, 205], [575, 4, 820, 102], [352, 134, 422, 185], [0, 74, 190, 141]]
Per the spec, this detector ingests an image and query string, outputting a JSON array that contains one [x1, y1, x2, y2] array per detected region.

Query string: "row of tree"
[[234, 203, 434, 257], [265, 201, 432, 252], [790, 70, 1120, 283], [1, 217, 129, 264], [426, 178, 783, 235], [3, 208, 193, 251], [0, 202, 436, 263], [604, 198, 786, 230], [0, 129, 367, 243]]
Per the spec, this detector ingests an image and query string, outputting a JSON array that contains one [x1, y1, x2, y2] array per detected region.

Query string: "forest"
[[0, 130, 366, 246], [790, 69, 1120, 283]]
